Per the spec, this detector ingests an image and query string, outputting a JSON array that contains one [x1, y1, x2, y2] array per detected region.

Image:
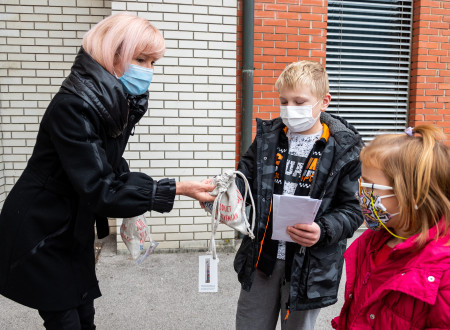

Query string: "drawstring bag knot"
[[203, 170, 256, 259]]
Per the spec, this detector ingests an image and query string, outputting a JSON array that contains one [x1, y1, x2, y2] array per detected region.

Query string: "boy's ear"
[[321, 93, 331, 111]]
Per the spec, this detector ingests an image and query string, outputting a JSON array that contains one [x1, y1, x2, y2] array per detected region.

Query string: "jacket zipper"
[[255, 198, 272, 268], [363, 271, 371, 285], [299, 246, 306, 255]]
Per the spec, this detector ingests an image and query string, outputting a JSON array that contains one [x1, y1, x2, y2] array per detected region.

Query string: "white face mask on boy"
[[280, 100, 321, 133]]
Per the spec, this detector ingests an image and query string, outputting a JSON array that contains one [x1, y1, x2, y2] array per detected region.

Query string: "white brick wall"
[[114, 0, 237, 252], [1, 1, 112, 199], [1, 0, 238, 253], [0, 108, 4, 205], [0, 0, 5, 203]]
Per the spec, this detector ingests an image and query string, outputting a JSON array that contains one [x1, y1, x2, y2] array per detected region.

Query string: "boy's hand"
[[287, 223, 321, 247]]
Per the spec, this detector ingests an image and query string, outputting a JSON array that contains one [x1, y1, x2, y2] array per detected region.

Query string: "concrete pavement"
[[0, 231, 363, 329]]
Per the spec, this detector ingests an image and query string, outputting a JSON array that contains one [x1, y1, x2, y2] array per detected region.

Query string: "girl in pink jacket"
[[332, 125, 450, 329]]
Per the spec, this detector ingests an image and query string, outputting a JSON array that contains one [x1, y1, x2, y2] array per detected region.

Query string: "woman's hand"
[[286, 222, 321, 247], [198, 178, 215, 207], [176, 180, 216, 202]]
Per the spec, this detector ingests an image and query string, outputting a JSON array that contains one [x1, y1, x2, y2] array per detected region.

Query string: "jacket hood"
[[59, 47, 130, 138], [320, 112, 363, 149]]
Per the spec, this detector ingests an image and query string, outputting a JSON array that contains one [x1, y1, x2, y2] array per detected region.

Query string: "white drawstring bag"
[[120, 214, 158, 265], [203, 170, 256, 259]]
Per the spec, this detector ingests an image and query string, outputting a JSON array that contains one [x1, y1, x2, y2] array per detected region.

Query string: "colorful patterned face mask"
[[357, 178, 406, 239]]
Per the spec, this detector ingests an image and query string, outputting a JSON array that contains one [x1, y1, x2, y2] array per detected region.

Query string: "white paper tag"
[[198, 255, 219, 292], [271, 194, 322, 243]]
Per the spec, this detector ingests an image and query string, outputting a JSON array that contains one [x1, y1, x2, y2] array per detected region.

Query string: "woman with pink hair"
[[0, 13, 215, 329]]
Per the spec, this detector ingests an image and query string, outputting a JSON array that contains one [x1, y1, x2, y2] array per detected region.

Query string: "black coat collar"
[[60, 47, 133, 138]]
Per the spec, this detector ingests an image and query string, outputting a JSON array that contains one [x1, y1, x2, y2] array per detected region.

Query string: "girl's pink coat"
[[332, 218, 450, 329]]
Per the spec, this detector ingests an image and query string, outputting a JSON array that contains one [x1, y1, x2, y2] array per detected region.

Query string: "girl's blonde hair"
[[360, 125, 450, 246], [275, 60, 329, 99], [82, 12, 165, 75]]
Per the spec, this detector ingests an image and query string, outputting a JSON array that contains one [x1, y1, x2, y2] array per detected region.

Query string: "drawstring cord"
[[371, 196, 407, 240], [209, 170, 256, 259]]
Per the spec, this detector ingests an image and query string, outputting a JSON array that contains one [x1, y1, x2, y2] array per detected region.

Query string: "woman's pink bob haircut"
[[82, 12, 165, 75]]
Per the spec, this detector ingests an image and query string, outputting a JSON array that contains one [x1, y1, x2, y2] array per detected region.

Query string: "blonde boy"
[[234, 61, 364, 330]]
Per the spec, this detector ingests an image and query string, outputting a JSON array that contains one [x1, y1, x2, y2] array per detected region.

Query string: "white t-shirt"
[[277, 129, 322, 260]]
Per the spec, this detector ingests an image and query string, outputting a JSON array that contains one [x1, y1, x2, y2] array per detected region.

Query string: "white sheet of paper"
[[271, 194, 322, 243], [198, 255, 219, 292]]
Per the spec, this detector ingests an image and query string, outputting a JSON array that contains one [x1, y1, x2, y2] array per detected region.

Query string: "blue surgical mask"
[[119, 64, 153, 95]]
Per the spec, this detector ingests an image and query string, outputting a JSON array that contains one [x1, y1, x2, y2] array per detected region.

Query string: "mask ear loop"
[[370, 195, 407, 240]]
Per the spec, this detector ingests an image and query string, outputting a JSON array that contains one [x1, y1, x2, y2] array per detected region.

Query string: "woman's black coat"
[[0, 48, 176, 311]]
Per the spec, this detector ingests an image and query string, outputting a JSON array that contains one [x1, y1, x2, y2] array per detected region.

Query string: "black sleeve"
[[117, 157, 130, 176], [45, 96, 176, 217], [316, 159, 363, 246], [235, 138, 258, 207]]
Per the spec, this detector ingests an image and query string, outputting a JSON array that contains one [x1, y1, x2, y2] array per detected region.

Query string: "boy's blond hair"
[[275, 60, 329, 99]]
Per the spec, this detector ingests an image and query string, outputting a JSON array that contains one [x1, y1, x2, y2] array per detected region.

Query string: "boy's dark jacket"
[[234, 114, 364, 311], [0, 47, 176, 311]]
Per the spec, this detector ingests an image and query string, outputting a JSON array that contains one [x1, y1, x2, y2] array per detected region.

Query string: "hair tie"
[[405, 127, 414, 136]]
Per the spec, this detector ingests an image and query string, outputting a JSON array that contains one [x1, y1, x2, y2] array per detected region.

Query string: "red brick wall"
[[409, 0, 450, 143], [236, 0, 450, 155], [236, 0, 328, 161]]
